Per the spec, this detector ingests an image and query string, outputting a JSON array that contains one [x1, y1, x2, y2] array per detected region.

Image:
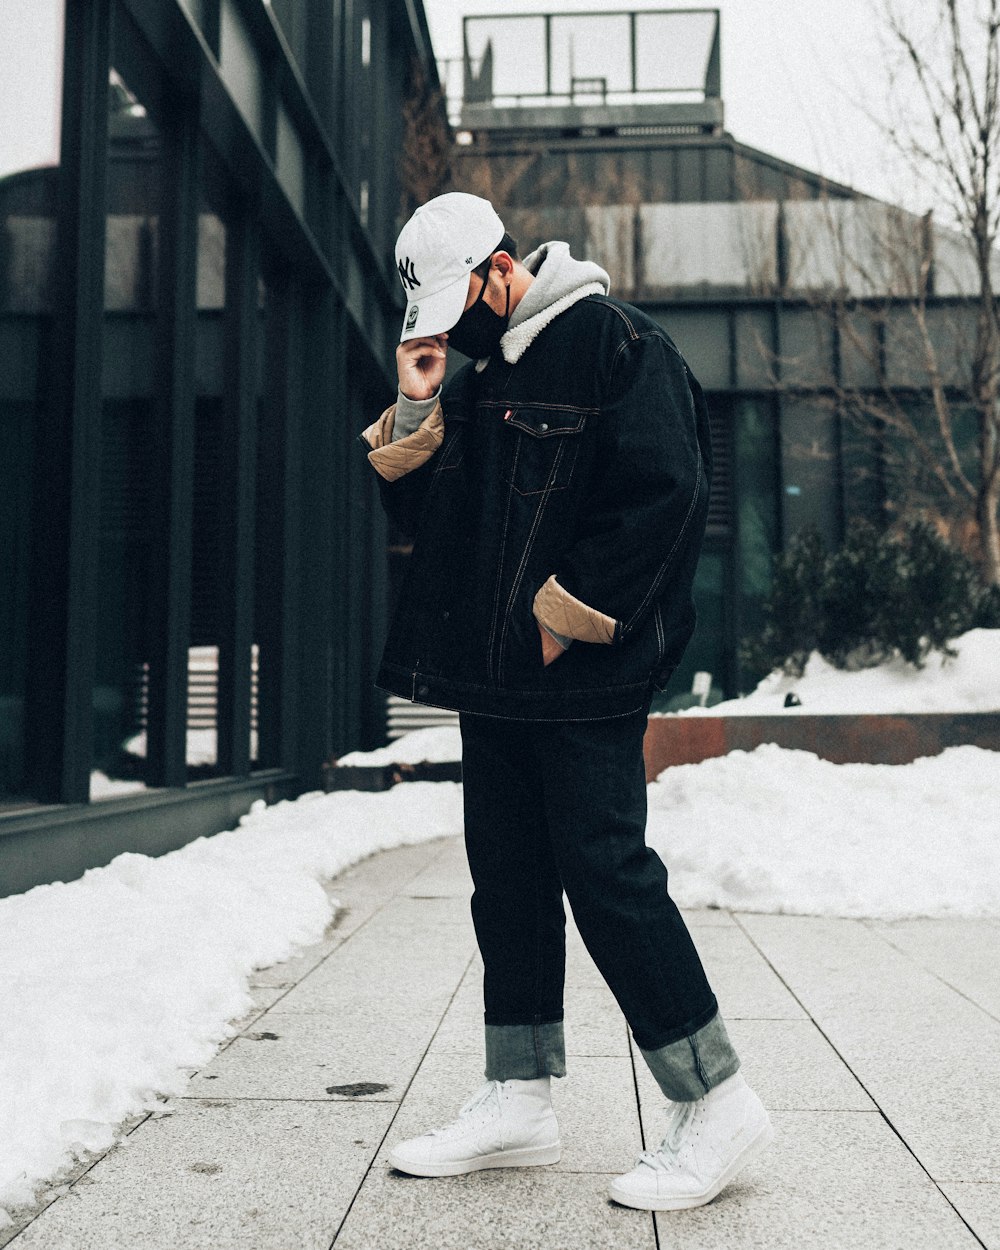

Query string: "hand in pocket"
[[537, 621, 567, 667]]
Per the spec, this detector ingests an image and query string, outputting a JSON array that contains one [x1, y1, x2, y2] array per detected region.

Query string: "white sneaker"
[[388, 1077, 561, 1177], [609, 1071, 774, 1211]]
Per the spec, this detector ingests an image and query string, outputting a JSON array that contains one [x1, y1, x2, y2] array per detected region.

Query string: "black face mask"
[[446, 277, 510, 359]]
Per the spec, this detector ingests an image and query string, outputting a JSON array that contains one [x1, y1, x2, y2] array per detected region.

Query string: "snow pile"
[[647, 744, 1000, 918], [0, 782, 463, 1218], [337, 725, 461, 765], [671, 628, 1000, 716]]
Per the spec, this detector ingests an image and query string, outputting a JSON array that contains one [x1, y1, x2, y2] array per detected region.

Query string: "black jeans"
[[459, 698, 740, 1101]]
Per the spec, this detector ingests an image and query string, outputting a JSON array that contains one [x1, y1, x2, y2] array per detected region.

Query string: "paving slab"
[[939, 1182, 1000, 1250], [184, 1009, 428, 1103], [692, 925, 809, 1020], [9, 1098, 396, 1250], [651, 1110, 980, 1250], [272, 912, 475, 1015], [740, 912, 1000, 1184], [813, 1007, 1000, 1184], [868, 917, 1000, 1020], [680, 907, 738, 926], [736, 913, 960, 1018], [562, 983, 631, 1057], [401, 847, 474, 899], [334, 1166, 657, 1250], [326, 838, 453, 901]]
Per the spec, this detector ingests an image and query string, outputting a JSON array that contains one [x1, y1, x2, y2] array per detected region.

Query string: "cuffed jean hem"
[[484, 1021, 567, 1081], [638, 1011, 741, 1101]]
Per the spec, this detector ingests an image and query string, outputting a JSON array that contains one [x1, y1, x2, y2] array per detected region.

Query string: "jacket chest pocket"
[[500, 405, 589, 496]]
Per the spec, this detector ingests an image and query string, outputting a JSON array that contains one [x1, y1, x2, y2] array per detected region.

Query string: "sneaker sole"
[[608, 1120, 776, 1211], [389, 1141, 562, 1178]]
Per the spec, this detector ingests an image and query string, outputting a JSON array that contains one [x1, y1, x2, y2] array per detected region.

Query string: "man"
[[358, 192, 773, 1211]]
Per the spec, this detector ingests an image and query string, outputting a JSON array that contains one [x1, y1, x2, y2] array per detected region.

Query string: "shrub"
[[739, 517, 998, 680]]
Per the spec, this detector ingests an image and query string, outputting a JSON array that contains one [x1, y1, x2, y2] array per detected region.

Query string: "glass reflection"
[[0, 0, 65, 806], [90, 69, 162, 800]]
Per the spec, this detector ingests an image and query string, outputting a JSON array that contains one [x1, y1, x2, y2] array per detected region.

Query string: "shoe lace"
[[637, 1100, 697, 1172], [427, 1081, 500, 1137]]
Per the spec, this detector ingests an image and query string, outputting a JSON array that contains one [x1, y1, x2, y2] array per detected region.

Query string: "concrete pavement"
[[5, 834, 999, 1249]]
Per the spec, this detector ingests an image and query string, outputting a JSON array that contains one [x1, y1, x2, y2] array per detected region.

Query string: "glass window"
[[779, 398, 841, 549], [649, 552, 727, 713], [90, 69, 163, 801], [276, 102, 305, 215], [190, 195, 228, 778], [0, 0, 65, 806], [252, 269, 288, 768], [219, 0, 263, 138], [734, 398, 780, 648]]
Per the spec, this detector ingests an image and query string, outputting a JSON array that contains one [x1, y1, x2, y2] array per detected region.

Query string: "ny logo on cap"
[[398, 256, 420, 291]]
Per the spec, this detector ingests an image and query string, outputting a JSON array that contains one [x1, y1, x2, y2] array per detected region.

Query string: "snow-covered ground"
[[3, 630, 999, 1221], [0, 784, 463, 1222], [647, 744, 999, 917], [673, 628, 1000, 716]]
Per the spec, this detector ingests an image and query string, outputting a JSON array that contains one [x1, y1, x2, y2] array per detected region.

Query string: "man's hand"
[[538, 621, 567, 667], [397, 335, 448, 401]]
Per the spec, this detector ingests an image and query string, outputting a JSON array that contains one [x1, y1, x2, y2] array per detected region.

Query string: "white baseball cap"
[[395, 192, 506, 341]]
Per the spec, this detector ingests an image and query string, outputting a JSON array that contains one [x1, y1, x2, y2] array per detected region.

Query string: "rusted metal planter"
[[642, 712, 1000, 783]]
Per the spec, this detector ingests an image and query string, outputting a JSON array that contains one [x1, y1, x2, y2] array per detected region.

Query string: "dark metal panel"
[[779, 306, 836, 389], [649, 307, 731, 390], [295, 286, 342, 779], [0, 772, 296, 898], [675, 147, 702, 202], [215, 205, 258, 777], [254, 277, 291, 769], [145, 88, 200, 789], [703, 145, 732, 201], [839, 306, 881, 390], [779, 396, 840, 547], [24, 0, 111, 804], [277, 288, 305, 774], [734, 306, 777, 390]]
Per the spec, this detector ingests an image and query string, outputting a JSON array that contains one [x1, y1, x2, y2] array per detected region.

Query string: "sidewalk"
[[5, 834, 998, 1249]]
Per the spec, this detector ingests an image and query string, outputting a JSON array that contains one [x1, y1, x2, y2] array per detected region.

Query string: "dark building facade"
[[444, 9, 987, 708], [0, 0, 435, 894]]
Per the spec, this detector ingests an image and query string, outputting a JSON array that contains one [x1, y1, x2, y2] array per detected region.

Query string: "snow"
[[0, 782, 463, 1220], [88, 772, 150, 800], [646, 744, 1000, 919], [669, 628, 1000, 716], [336, 725, 462, 765]]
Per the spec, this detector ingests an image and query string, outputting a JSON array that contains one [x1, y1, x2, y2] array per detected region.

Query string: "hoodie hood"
[[479, 241, 610, 369]]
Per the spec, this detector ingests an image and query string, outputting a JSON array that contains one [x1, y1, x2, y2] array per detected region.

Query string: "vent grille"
[[705, 396, 732, 537]]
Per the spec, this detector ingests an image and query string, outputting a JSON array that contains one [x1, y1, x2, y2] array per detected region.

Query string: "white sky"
[[0, 0, 64, 180], [422, 0, 929, 213]]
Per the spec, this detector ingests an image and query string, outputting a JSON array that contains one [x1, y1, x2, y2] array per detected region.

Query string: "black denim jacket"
[[361, 295, 713, 721]]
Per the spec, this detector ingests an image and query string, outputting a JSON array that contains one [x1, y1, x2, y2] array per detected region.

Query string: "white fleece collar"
[[498, 281, 606, 364], [474, 241, 610, 371]]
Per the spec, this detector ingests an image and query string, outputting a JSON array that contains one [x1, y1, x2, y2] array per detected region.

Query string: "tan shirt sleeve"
[[361, 402, 445, 482]]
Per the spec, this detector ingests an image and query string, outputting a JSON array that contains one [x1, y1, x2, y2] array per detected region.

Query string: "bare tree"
[[398, 58, 453, 220], [842, 0, 1000, 582]]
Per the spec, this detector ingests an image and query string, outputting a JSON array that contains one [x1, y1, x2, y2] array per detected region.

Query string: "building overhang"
[[459, 98, 724, 136]]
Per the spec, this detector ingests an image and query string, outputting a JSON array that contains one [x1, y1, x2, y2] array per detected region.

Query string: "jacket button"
[[539, 422, 549, 431], [417, 684, 429, 697], [442, 610, 450, 619]]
